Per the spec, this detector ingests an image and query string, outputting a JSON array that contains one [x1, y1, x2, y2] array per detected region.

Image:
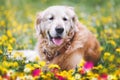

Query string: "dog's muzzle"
[[48, 31, 64, 46]]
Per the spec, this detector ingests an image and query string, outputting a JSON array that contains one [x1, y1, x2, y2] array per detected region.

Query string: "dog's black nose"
[[55, 27, 64, 34]]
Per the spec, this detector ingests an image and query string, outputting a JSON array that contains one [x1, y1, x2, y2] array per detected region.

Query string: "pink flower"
[[84, 61, 94, 70], [32, 68, 41, 77]]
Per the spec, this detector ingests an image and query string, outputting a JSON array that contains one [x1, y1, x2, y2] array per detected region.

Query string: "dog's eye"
[[63, 17, 68, 21], [49, 16, 54, 20], [72, 17, 75, 22]]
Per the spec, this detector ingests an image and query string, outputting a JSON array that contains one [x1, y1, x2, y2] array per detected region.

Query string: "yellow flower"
[[19, 52, 25, 58], [59, 70, 67, 77], [109, 64, 115, 69], [58, 70, 74, 79], [0, 37, 2, 45], [114, 69, 120, 75], [46, 73, 51, 77], [39, 61, 46, 67], [101, 16, 112, 24], [6, 30, 12, 38], [99, 46, 104, 52], [97, 64, 103, 69], [68, 77, 75, 80], [0, 76, 2, 80], [0, 20, 5, 26], [13, 52, 20, 58], [103, 52, 111, 60], [43, 73, 53, 80], [7, 44, 13, 53], [116, 48, 120, 53], [16, 72, 24, 77], [87, 71, 93, 76], [33, 64, 40, 68], [13, 62, 18, 67], [116, 58, 120, 64], [0, 50, 3, 54], [1, 68, 8, 74], [108, 54, 115, 62], [104, 52, 110, 56], [102, 68, 108, 73], [2, 35, 8, 41], [9, 38, 16, 44], [94, 74, 99, 77], [78, 59, 85, 67], [41, 74, 47, 79], [96, 20, 100, 26], [25, 64, 34, 71], [48, 64, 60, 69], [35, 56, 40, 62], [107, 40, 116, 47], [68, 69, 74, 74], [108, 75, 117, 80], [2, 61, 9, 68]]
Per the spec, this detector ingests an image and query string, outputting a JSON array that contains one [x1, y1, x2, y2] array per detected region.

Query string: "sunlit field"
[[0, 0, 120, 79]]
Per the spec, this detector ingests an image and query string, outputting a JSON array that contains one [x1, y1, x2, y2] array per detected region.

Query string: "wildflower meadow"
[[0, 0, 120, 80]]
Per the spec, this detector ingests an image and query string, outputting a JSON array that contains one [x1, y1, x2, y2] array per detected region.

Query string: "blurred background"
[[0, 0, 120, 50]]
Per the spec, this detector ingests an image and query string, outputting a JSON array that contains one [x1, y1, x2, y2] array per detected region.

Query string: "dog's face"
[[36, 6, 77, 46]]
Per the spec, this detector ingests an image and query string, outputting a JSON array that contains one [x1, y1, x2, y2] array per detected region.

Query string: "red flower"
[[79, 69, 85, 74], [32, 68, 41, 77], [2, 74, 10, 80], [55, 74, 66, 80], [98, 73, 108, 80]]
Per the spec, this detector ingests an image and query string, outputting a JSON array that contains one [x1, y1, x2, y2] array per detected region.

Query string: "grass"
[[0, 0, 120, 79]]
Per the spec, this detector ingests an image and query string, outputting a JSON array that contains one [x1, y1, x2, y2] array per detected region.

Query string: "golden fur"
[[35, 6, 101, 70]]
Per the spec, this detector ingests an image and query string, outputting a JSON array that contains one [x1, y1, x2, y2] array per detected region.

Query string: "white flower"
[[24, 75, 33, 80], [7, 70, 14, 76], [24, 68, 31, 73], [75, 73, 81, 79]]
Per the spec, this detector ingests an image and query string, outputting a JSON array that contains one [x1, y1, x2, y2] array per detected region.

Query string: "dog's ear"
[[35, 12, 42, 36], [65, 6, 77, 21], [65, 6, 74, 11], [66, 6, 79, 31]]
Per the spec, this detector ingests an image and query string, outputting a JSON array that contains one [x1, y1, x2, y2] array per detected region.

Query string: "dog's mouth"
[[48, 32, 63, 46]]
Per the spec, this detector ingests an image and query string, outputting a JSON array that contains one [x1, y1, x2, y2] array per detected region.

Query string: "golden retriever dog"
[[35, 6, 101, 70]]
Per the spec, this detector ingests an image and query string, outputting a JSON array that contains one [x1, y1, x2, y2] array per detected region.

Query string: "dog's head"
[[35, 6, 78, 46]]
